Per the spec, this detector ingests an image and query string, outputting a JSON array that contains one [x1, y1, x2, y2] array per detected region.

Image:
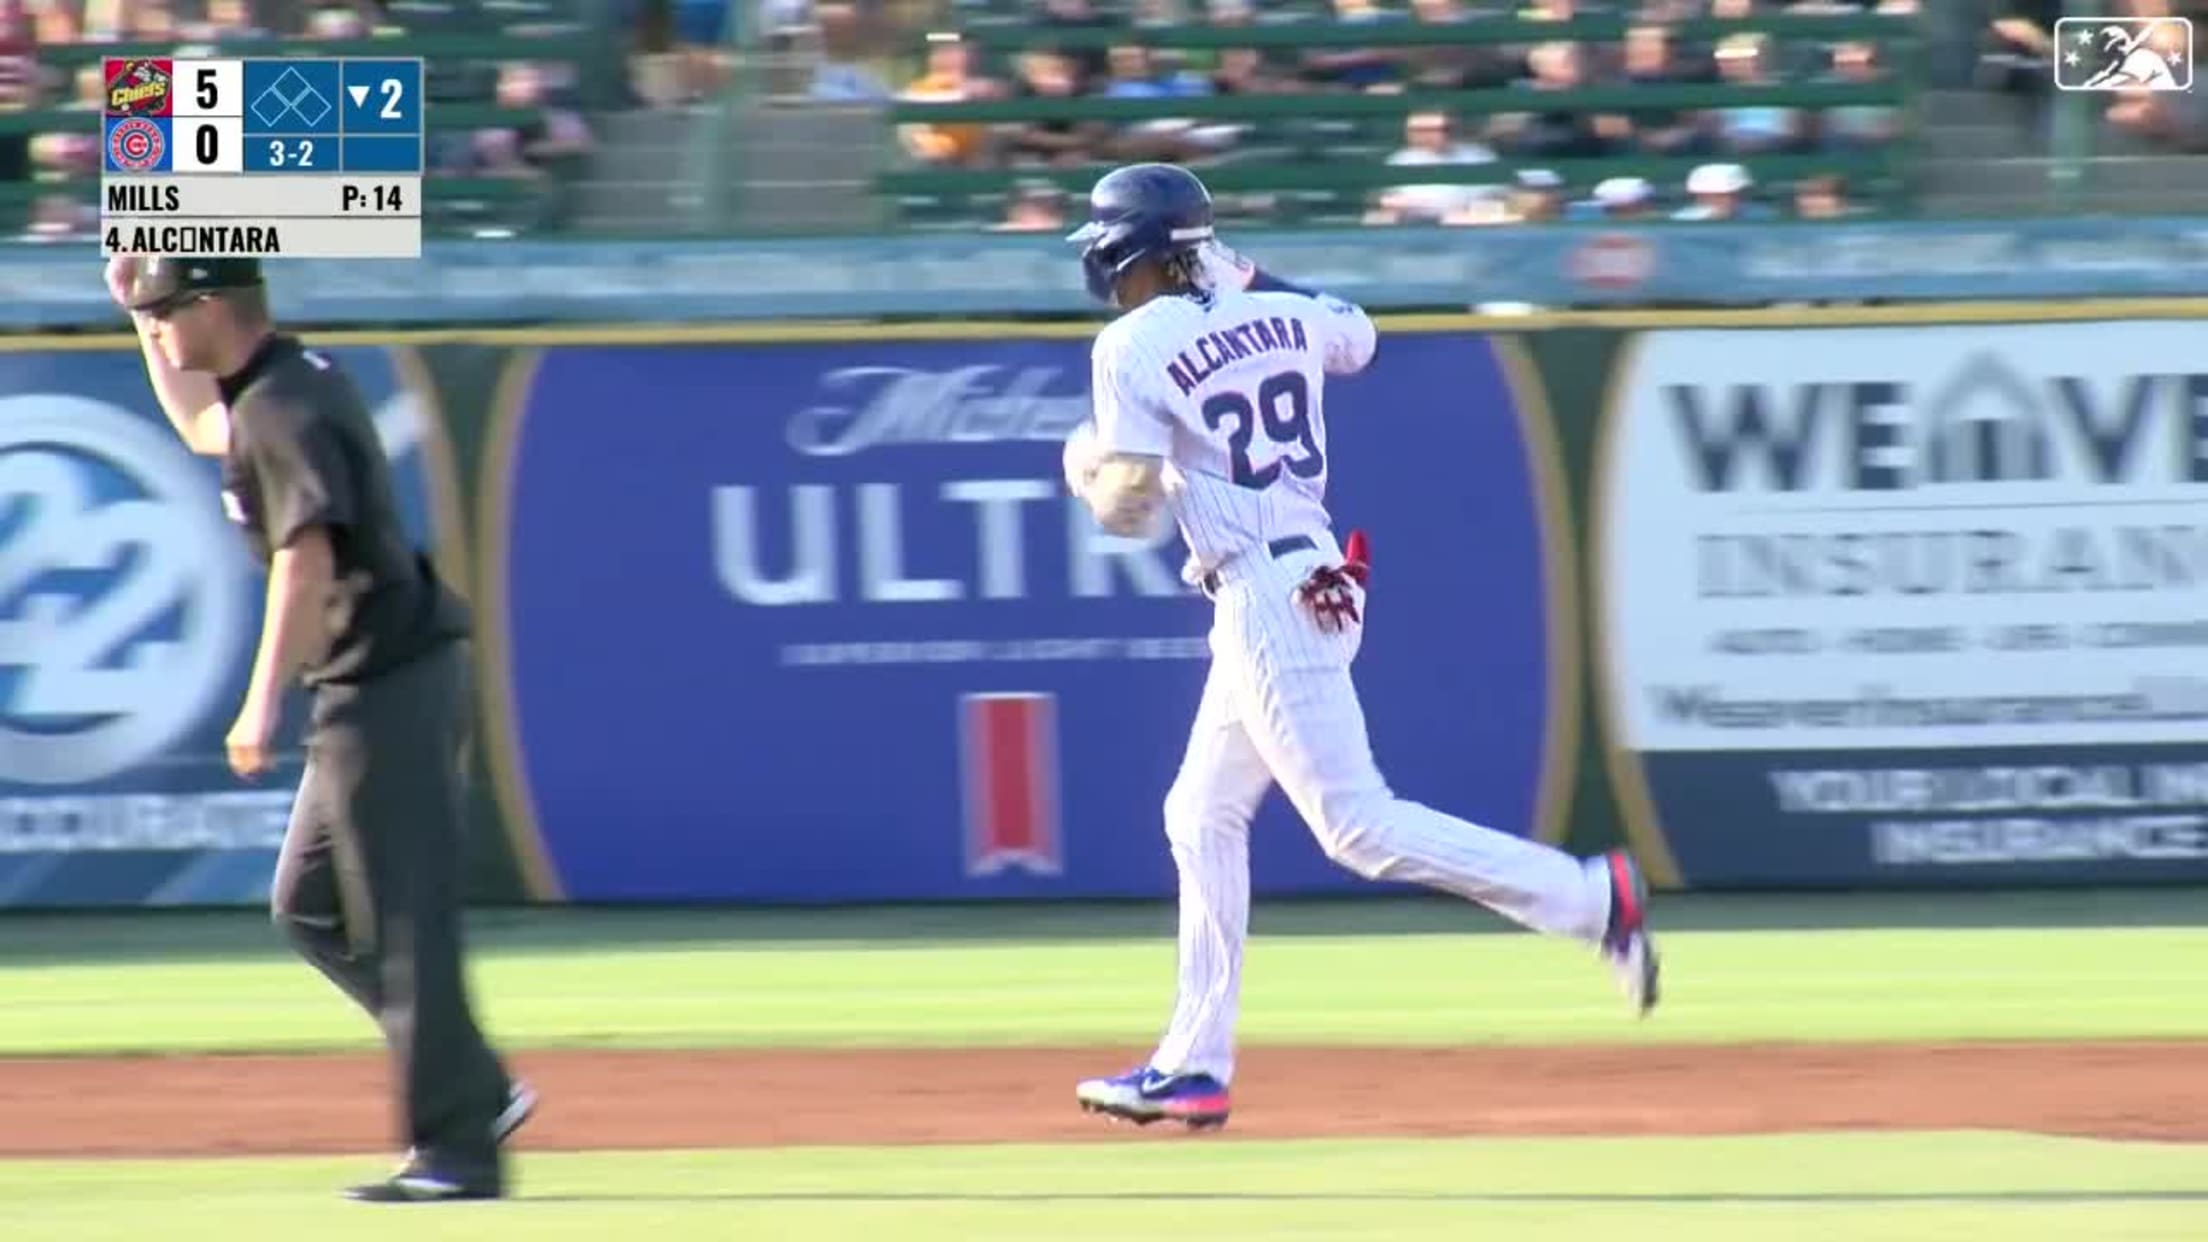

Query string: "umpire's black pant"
[[271, 640, 509, 1177]]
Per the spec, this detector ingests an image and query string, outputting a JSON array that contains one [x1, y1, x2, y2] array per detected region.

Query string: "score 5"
[[172, 60, 244, 119]]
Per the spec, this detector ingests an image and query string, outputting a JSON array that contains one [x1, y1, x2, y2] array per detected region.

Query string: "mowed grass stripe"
[[0, 1134, 2202, 1241], [0, 922, 2204, 1054]]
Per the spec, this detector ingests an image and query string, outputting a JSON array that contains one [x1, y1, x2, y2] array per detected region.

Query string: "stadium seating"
[[879, 10, 1923, 229], [16, 1, 2200, 239]]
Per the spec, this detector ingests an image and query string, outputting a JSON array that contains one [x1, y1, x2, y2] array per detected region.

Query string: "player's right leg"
[[1078, 658, 1272, 1129], [1218, 584, 1657, 1015]]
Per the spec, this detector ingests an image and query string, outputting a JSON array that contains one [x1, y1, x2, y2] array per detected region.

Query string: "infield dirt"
[[0, 1042, 2202, 1157]]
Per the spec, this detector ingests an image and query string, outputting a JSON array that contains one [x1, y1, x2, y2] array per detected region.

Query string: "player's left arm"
[[1196, 241, 1376, 375], [1069, 331, 1172, 537]]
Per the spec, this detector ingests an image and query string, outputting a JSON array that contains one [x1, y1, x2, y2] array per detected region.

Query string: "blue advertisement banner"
[[1596, 321, 2208, 887], [488, 328, 1575, 903], [0, 345, 455, 907]]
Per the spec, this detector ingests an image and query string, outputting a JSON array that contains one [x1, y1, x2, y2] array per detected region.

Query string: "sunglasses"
[[136, 291, 216, 320]]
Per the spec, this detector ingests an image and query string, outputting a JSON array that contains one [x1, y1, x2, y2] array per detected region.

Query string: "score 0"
[[170, 59, 244, 173]]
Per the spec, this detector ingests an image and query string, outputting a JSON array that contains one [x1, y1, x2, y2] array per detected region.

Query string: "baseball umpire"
[[106, 256, 535, 1203]]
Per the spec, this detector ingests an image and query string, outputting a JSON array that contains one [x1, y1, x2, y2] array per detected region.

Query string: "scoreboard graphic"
[[99, 56, 423, 259]]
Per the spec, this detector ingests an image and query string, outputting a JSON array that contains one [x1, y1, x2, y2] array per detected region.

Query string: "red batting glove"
[[1298, 528, 1371, 634]]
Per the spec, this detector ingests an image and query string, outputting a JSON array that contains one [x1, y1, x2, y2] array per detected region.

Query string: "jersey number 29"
[[1201, 371, 1323, 491]]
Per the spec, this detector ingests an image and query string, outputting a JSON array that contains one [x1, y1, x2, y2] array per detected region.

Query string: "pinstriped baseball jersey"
[[1089, 286, 1378, 582]]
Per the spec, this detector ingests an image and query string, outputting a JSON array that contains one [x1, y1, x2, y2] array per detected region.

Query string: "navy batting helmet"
[[1066, 163, 1215, 306]]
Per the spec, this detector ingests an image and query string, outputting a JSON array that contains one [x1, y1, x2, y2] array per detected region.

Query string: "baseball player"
[[106, 256, 534, 1201], [1060, 165, 1659, 1131]]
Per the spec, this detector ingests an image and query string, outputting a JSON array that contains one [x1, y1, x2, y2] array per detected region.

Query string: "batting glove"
[[1062, 421, 1103, 495], [1194, 239, 1258, 293], [1298, 529, 1371, 634]]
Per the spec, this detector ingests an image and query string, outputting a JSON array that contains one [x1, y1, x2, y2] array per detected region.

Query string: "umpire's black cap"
[[126, 257, 265, 314]]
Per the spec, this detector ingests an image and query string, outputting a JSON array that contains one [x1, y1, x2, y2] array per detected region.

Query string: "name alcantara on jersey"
[[103, 224, 282, 255], [1164, 314, 1311, 396]]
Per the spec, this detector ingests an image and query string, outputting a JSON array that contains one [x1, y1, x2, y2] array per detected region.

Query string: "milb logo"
[[2054, 17, 2192, 92]]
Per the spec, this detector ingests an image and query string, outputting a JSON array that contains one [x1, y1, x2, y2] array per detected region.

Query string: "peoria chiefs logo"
[[105, 58, 172, 117]]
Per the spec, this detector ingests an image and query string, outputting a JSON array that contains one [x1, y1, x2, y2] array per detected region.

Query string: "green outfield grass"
[[1, 1134, 2203, 1241], [0, 890, 2205, 1054], [2, 889, 2203, 1240]]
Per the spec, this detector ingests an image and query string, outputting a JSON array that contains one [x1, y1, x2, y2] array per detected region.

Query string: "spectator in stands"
[[897, 35, 1000, 167], [1620, 23, 1711, 155], [1709, 33, 1806, 154], [1792, 172, 1862, 218], [1134, 0, 1189, 28], [0, 0, 32, 215], [1302, 0, 1407, 93], [1368, 108, 1499, 226], [31, 65, 98, 178], [1102, 42, 1210, 101], [1582, 175, 1658, 219], [756, 0, 811, 47], [1819, 39, 1901, 150], [805, 1, 893, 102], [187, 0, 268, 40], [1404, 0, 1494, 91], [128, 0, 180, 40], [1507, 167, 1566, 222], [452, 62, 595, 229], [484, 62, 595, 167], [1035, 0, 1117, 84], [1004, 51, 1109, 166], [1495, 41, 1629, 157], [31, 0, 80, 51], [1211, 47, 1297, 96], [1144, 0, 1229, 78], [669, 0, 731, 44], [1674, 161, 1776, 219], [304, 5, 369, 38], [994, 178, 1070, 232], [1978, 0, 2059, 131], [2107, 84, 2208, 154], [1102, 44, 1239, 161], [24, 62, 99, 241]]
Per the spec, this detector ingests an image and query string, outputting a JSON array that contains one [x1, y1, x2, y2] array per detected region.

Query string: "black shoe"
[[344, 1163, 504, 1203], [398, 1081, 539, 1169]]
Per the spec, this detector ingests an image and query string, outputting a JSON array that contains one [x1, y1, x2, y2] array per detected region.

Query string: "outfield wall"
[[5, 302, 2206, 906]]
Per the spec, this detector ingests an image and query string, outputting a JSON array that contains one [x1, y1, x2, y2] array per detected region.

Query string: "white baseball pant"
[[1148, 533, 1614, 1083]]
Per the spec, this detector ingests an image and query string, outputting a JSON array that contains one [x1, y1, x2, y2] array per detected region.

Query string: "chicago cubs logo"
[[105, 59, 172, 117], [0, 396, 244, 786], [107, 118, 166, 172]]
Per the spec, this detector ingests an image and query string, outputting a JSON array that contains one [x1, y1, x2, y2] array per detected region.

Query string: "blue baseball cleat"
[[1076, 1067, 1232, 1129]]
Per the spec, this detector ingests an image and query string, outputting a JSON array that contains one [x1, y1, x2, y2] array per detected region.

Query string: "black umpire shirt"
[[218, 333, 469, 686]]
